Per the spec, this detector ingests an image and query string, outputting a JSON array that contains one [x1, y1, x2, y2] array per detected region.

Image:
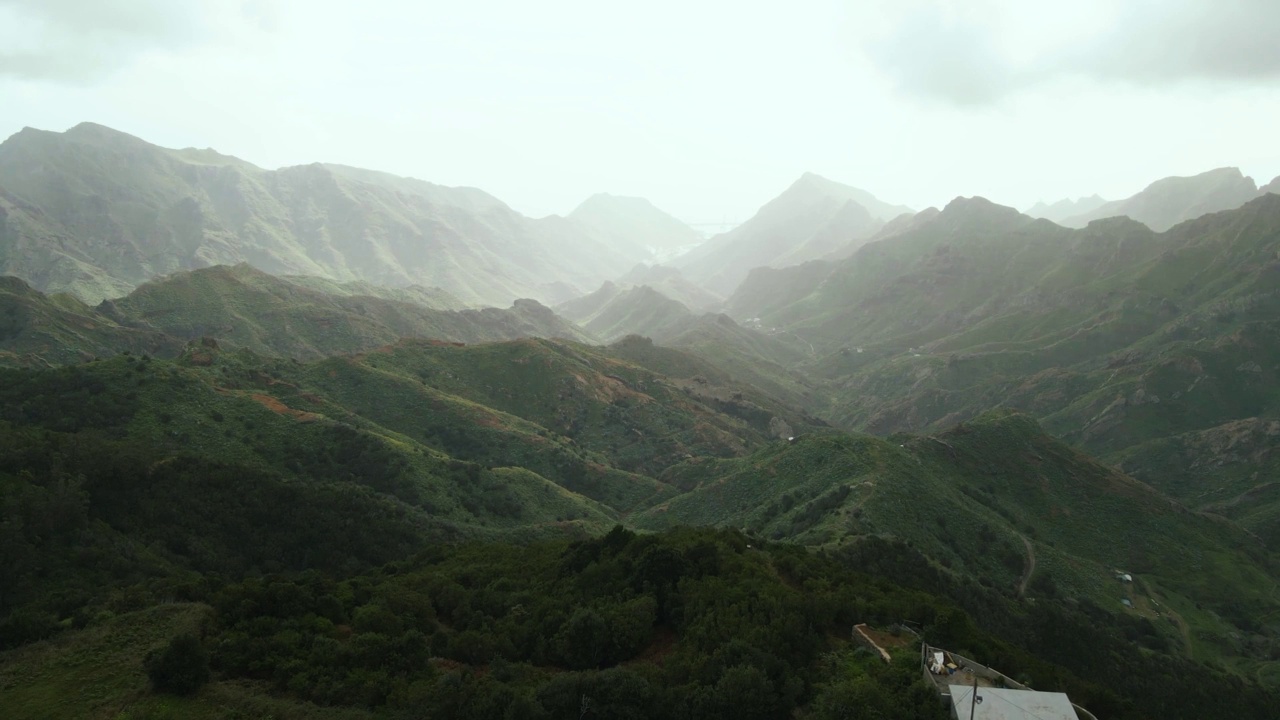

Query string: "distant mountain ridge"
[[1060, 167, 1267, 231], [1026, 194, 1107, 223], [672, 173, 913, 297], [556, 283, 695, 344], [0, 123, 682, 306], [615, 263, 723, 311], [567, 193, 704, 264]]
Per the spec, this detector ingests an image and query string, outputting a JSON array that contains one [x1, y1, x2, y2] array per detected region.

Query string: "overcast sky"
[[1, 0, 1278, 222]]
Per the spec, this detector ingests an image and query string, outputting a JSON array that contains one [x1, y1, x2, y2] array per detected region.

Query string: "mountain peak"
[[1062, 166, 1261, 231], [778, 173, 912, 222], [511, 297, 552, 313], [935, 197, 1029, 233], [63, 122, 151, 147], [566, 192, 701, 262], [67, 121, 120, 134], [1141, 166, 1251, 193], [941, 195, 1021, 216], [788, 172, 849, 195], [570, 192, 665, 216]]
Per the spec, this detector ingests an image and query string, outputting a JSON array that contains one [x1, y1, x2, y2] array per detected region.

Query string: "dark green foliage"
[[810, 655, 946, 720], [144, 633, 210, 695], [834, 535, 1278, 720], [153, 527, 1267, 719], [189, 528, 960, 716]]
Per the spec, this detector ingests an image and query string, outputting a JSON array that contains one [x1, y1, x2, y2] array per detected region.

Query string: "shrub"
[[144, 633, 210, 695]]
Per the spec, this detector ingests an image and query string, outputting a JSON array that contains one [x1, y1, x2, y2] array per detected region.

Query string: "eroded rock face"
[[769, 415, 794, 439]]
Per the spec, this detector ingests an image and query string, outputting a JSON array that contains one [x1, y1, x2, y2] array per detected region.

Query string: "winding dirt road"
[[1016, 533, 1036, 597]]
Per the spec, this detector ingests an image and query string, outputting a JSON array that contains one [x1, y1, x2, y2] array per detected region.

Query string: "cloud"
[[1080, 0, 1280, 82], [859, 0, 1280, 104], [0, 0, 273, 83]]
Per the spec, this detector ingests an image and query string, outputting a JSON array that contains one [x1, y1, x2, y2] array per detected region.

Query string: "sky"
[[1, 0, 1279, 223]]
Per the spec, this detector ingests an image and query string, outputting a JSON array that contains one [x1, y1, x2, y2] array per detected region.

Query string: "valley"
[[1, 121, 1278, 720]]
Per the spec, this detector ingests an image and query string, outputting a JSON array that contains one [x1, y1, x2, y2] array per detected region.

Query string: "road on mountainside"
[[1016, 533, 1036, 598]]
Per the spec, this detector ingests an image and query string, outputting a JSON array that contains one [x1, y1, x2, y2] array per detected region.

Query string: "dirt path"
[[1016, 533, 1036, 598], [1151, 590, 1193, 657]]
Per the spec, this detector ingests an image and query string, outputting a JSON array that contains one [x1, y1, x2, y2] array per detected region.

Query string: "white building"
[[949, 686, 1081, 720]]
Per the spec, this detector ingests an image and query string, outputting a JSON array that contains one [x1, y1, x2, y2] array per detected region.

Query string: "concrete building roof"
[[949, 686, 1080, 720]]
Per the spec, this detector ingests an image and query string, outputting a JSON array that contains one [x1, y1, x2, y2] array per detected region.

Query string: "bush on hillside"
[[144, 632, 210, 695]]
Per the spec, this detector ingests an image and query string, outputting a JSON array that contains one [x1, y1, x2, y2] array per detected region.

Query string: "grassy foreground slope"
[[0, 604, 370, 720], [8, 526, 1277, 719]]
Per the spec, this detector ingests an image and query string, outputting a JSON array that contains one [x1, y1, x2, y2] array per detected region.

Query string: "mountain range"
[[2, 121, 1280, 718], [723, 192, 1280, 551], [0, 123, 701, 307], [1051, 167, 1275, 231], [1025, 194, 1107, 223]]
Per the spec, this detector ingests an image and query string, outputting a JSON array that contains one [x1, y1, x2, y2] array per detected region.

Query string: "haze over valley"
[[3, 3, 1280, 719]]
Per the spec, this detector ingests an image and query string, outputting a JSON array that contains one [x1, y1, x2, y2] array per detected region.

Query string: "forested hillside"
[[2, 327, 1279, 717], [1, 116, 1278, 720], [716, 194, 1280, 554]]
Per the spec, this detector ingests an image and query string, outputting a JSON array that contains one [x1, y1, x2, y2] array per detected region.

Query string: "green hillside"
[[719, 194, 1280, 548], [2, 335, 1278, 716], [555, 280, 819, 409], [5, 520, 1276, 719], [556, 284, 695, 343], [0, 331, 825, 557], [1, 264, 593, 366], [279, 274, 468, 311], [615, 264, 724, 311], [0, 276, 181, 367], [634, 411, 1280, 678]]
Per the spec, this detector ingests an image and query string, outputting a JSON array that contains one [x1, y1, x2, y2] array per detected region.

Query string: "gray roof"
[[949, 687, 1080, 720]]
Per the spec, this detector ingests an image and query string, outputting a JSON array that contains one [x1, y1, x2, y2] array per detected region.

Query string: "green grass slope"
[[720, 194, 1280, 553], [1, 262, 596, 366], [280, 274, 468, 311], [0, 604, 369, 720], [560, 284, 695, 344], [634, 411, 1280, 675], [0, 276, 181, 367], [105, 264, 593, 359]]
